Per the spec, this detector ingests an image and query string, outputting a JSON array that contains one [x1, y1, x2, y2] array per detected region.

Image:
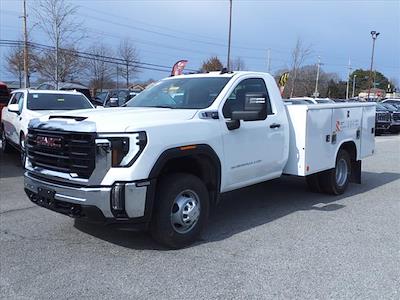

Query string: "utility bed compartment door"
[[360, 105, 375, 158], [305, 108, 333, 174]]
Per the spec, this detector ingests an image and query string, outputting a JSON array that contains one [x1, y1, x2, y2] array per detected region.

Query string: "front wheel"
[[20, 133, 26, 167], [1, 128, 13, 153], [150, 173, 210, 249], [320, 149, 351, 195]]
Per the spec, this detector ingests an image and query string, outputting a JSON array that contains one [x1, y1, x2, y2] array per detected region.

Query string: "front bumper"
[[375, 122, 391, 131], [24, 172, 153, 225]]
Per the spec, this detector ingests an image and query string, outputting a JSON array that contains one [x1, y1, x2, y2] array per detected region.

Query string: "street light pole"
[[352, 74, 357, 98], [367, 31, 380, 101], [227, 0, 232, 71], [346, 58, 352, 99]]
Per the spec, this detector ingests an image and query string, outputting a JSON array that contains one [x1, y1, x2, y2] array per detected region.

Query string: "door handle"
[[19, 117, 22, 121], [270, 123, 281, 129]]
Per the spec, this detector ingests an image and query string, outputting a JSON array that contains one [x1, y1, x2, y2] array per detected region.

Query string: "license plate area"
[[37, 187, 56, 202]]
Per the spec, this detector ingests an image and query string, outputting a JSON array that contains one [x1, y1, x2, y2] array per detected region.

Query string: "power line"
[[0, 39, 195, 73]]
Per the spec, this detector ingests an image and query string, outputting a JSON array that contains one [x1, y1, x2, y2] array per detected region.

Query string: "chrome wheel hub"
[[171, 190, 200, 234], [335, 158, 348, 187]]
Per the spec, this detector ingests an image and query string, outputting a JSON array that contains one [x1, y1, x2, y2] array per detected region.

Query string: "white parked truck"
[[1, 89, 94, 165], [23, 72, 376, 248]]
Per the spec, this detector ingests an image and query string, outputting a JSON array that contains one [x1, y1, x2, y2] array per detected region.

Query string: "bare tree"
[[230, 57, 247, 71], [5, 45, 36, 88], [5, 47, 24, 88], [33, 47, 84, 83], [34, 0, 85, 86], [86, 44, 114, 91], [289, 38, 312, 97], [118, 38, 140, 88]]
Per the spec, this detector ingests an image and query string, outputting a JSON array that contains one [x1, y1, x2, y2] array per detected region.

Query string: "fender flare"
[[149, 144, 222, 195]]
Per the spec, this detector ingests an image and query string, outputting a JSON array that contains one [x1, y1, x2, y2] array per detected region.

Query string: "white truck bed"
[[283, 102, 376, 176]]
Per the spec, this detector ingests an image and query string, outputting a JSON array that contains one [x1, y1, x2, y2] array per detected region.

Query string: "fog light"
[[111, 183, 125, 212]]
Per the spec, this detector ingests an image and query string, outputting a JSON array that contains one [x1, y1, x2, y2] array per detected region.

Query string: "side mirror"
[[231, 93, 267, 121], [109, 97, 119, 107], [8, 104, 19, 114]]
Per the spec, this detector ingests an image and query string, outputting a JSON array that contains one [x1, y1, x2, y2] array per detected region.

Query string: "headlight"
[[98, 132, 147, 167]]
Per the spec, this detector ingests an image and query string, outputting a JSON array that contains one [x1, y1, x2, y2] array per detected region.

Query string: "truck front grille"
[[27, 129, 96, 179], [393, 112, 400, 122], [376, 112, 390, 122]]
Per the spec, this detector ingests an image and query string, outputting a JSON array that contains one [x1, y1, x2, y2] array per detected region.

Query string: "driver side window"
[[222, 78, 272, 118]]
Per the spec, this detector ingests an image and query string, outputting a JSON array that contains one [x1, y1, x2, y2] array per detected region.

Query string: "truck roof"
[[165, 71, 272, 80], [11, 88, 85, 95]]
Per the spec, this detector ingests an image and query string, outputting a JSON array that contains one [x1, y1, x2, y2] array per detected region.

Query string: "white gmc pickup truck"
[[23, 71, 376, 248]]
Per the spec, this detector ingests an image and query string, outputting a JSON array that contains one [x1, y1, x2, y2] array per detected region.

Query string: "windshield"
[[27, 93, 93, 110], [126, 77, 231, 109], [376, 103, 387, 110], [382, 104, 397, 111]]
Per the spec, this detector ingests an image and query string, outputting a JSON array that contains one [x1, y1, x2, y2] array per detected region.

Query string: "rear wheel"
[[320, 149, 351, 195], [1, 127, 13, 153], [150, 173, 209, 249]]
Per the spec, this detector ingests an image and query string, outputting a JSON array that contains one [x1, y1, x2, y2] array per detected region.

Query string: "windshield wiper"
[[150, 105, 174, 109]]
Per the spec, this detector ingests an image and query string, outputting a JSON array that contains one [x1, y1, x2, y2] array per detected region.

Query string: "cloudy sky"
[[1, 0, 399, 84]]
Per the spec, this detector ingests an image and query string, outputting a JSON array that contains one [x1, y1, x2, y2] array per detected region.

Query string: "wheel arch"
[[149, 144, 222, 206]]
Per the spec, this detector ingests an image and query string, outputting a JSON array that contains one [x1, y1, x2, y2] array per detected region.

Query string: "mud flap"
[[350, 160, 361, 184]]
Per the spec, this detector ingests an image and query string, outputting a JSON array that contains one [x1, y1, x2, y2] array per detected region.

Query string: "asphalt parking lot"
[[0, 135, 399, 299]]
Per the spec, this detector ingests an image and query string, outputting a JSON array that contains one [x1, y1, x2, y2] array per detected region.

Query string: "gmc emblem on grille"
[[36, 136, 62, 148]]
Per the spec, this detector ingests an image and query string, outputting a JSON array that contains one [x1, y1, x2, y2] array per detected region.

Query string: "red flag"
[[171, 60, 188, 76]]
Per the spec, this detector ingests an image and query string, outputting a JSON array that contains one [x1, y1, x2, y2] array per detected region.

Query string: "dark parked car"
[[94, 89, 138, 107], [0, 82, 10, 122], [381, 103, 400, 133], [382, 98, 400, 106], [36, 82, 92, 101], [375, 103, 392, 135]]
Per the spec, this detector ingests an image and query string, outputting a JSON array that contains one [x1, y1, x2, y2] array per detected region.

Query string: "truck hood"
[[29, 110, 71, 118], [36, 107, 198, 132]]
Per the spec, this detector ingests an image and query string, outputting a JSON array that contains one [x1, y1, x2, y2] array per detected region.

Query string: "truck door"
[[220, 77, 285, 191], [5, 92, 22, 144]]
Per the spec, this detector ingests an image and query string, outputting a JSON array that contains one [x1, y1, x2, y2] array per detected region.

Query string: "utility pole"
[[116, 65, 119, 89], [267, 48, 271, 73], [352, 74, 357, 98], [55, 23, 59, 89], [22, 0, 29, 88], [346, 58, 352, 99], [226, 0, 232, 71], [367, 31, 380, 101], [314, 56, 321, 98]]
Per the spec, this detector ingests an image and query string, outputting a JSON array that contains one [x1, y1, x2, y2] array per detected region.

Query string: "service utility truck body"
[[22, 72, 376, 248]]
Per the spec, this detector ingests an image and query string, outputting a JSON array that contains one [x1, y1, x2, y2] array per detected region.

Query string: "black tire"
[[150, 173, 209, 249], [20, 133, 26, 167], [1, 127, 13, 153], [320, 149, 351, 195], [306, 173, 323, 193]]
